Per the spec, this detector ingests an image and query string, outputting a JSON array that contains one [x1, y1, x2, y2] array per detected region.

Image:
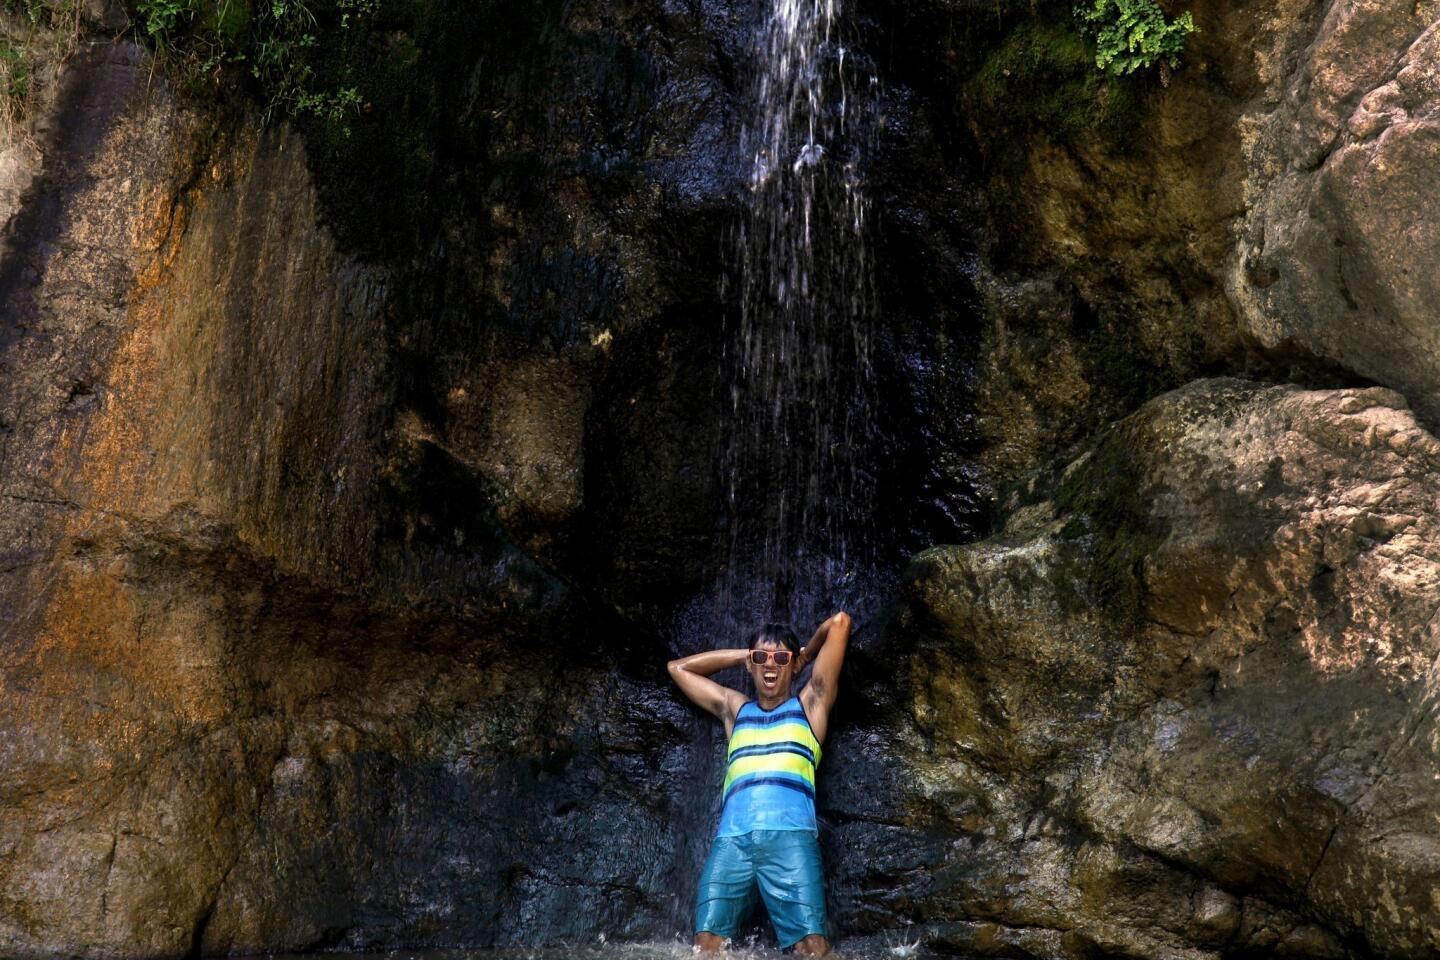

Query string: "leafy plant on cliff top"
[[1074, 0, 1196, 78], [135, 0, 193, 39], [126, 0, 374, 133]]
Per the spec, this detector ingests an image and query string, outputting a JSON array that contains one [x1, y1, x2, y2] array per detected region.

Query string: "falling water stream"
[[717, 0, 883, 633]]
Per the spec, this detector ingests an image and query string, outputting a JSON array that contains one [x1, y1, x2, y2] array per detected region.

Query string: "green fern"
[[1074, 0, 1196, 76]]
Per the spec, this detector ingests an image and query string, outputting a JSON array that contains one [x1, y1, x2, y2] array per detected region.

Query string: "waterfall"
[[719, 0, 881, 630], [664, 1, 884, 940]]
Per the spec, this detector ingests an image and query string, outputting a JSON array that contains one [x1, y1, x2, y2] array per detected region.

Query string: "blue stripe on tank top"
[[733, 708, 809, 728], [736, 695, 798, 715], [726, 743, 816, 764], [723, 775, 816, 802]]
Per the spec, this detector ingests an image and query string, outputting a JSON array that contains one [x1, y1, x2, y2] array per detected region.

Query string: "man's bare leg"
[[693, 932, 726, 954], [793, 934, 831, 956]]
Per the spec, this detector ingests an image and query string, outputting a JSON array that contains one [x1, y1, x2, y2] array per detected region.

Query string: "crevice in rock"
[[821, 808, 912, 829], [186, 736, 288, 960], [1336, 249, 1360, 312], [185, 891, 218, 960], [1302, 821, 1340, 899], [98, 830, 117, 922]]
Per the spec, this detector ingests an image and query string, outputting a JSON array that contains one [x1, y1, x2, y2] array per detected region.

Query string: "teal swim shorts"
[[694, 829, 829, 949]]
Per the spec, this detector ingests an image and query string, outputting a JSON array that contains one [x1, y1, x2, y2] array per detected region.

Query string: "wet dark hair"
[[747, 623, 801, 655]]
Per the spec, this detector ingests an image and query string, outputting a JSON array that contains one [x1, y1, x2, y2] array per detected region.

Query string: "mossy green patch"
[[200, 0, 250, 41], [961, 17, 1147, 143]]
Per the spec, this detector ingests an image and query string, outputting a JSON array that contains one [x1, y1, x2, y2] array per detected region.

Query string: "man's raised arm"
[[668, 648, 749, 723], [799, 611, 850, 725]]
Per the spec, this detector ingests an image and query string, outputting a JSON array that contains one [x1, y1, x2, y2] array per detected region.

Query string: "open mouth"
[[762, 672, 778, 685]]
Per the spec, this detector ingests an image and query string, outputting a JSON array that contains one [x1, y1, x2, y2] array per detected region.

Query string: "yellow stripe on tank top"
[[727, 723, 822, 758], [722, 751, 816, 794]]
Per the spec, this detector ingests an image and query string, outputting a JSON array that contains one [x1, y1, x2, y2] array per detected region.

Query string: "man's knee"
[[792, 934, 831, 956], [694, 932, 727, 954]]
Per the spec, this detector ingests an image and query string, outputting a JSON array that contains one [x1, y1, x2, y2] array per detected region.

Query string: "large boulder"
[[898, 378, 1440, 958]]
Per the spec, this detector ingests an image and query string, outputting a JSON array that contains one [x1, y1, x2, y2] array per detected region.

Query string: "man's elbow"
[[666, 659, 685, 677]]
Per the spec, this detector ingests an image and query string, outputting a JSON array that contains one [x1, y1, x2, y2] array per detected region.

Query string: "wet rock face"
[[898, 379, 1440, 959]]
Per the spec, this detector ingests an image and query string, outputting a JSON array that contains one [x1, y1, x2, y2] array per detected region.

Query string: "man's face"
[[748, 641, 795, 698]]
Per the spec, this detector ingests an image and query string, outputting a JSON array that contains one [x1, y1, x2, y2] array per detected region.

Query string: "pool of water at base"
[[259, 931, 943, 960]]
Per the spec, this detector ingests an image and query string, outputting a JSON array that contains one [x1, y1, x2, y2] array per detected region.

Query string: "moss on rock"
[[961, 16, 1147, 144]]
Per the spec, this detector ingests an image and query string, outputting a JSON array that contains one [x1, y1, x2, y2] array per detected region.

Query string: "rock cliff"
[[887, 0, 1440, 483], [2, 0, 1439, 957]]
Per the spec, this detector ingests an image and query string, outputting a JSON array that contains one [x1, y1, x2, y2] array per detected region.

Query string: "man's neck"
[[756, 687, 791, 711]]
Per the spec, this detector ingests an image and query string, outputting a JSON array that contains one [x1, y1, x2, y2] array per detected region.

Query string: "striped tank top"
[[716, 695, 822, 837]]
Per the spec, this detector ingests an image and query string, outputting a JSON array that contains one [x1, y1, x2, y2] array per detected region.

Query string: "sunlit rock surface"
[[899, 379, 1440, 959], [1226, 1, 1440, 425]]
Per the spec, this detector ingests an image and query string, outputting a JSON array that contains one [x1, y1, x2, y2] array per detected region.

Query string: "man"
[[667, 610, 852, 956]]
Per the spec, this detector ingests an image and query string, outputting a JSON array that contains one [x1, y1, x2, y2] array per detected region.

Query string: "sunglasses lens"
[[751, 651, 767, 665], [773, 651, 791, 665]]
